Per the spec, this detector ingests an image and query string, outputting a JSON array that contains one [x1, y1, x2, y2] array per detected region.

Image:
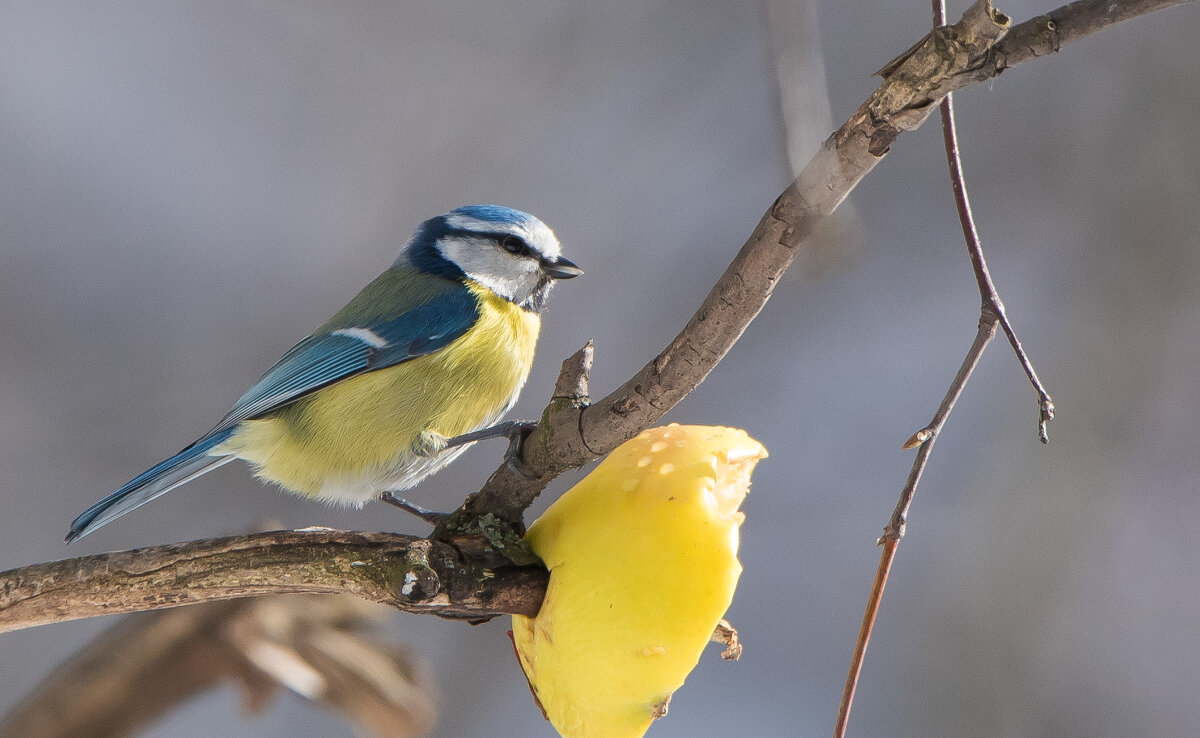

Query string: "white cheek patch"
[[436, 236, 542, 304]]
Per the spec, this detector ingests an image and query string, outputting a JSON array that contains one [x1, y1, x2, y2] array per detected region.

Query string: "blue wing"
[[66, 284, 479, 542], [208, 287, 480, 435]]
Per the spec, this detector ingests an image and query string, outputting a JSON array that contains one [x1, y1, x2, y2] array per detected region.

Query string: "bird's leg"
[[380, 492, 449, 526], [444, 420, 540, 480], [442, 420, 534, 449]]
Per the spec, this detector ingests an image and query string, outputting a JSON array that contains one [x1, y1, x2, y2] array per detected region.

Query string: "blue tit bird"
[[66, 205, 581, 542]]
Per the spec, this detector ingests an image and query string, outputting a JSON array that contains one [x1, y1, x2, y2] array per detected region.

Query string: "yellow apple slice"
[[512, 424, 767, 737]]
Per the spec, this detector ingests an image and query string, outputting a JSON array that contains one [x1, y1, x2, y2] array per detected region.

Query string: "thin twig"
[[834, 0, 1062, 734], [835, 316, 998, 737], [834, 537, 897, 738], [938, 49, 1055, 444]]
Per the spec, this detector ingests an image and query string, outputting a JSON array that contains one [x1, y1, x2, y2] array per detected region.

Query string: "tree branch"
[[0, 530, 548, 634], [0, 0, 1189, 635], [455, 0, 1192, 525]]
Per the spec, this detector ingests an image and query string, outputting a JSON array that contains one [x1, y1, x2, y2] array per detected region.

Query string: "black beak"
[[544, 255, 583, 280]]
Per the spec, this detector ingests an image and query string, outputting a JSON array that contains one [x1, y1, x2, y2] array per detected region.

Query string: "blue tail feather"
[[66, 429, 235, 542]]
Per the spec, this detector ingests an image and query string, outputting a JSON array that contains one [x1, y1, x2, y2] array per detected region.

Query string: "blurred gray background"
[[2, 1, 1199, 736]]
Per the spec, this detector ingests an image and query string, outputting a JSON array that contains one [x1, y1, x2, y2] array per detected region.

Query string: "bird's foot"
[[501, 421, 539, 480], [380, 492, 449, 526], [444, 420, 540, 480]]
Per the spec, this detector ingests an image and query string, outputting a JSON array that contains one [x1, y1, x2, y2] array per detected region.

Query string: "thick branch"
[[0, 529, 548, 633], [462, 0, 1193, 523]]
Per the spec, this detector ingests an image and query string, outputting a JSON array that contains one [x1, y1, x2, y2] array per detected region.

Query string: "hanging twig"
[[833, 0, 1064, 734]]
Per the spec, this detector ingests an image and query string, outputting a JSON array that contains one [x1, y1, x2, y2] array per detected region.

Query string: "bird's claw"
[[380, 492, 449, 526], [502, 421, 540, 480]]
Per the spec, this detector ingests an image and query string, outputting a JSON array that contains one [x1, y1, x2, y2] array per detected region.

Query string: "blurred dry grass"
[[1, 594, 436, 738]]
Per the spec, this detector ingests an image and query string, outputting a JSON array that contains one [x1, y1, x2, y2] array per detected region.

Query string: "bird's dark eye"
[[499, 235, 528, 255]]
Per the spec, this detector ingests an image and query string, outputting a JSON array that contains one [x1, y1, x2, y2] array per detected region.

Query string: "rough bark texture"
[[0, 529, 548, 633]]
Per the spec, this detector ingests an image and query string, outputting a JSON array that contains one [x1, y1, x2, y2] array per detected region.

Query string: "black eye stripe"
[[435, 225, 537, 258]]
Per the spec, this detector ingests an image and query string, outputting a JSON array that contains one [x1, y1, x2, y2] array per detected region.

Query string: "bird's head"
[[402, 205, 581, 311]]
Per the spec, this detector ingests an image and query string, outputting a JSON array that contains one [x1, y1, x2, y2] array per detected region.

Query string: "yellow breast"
[[222, 281, 540, 499]]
